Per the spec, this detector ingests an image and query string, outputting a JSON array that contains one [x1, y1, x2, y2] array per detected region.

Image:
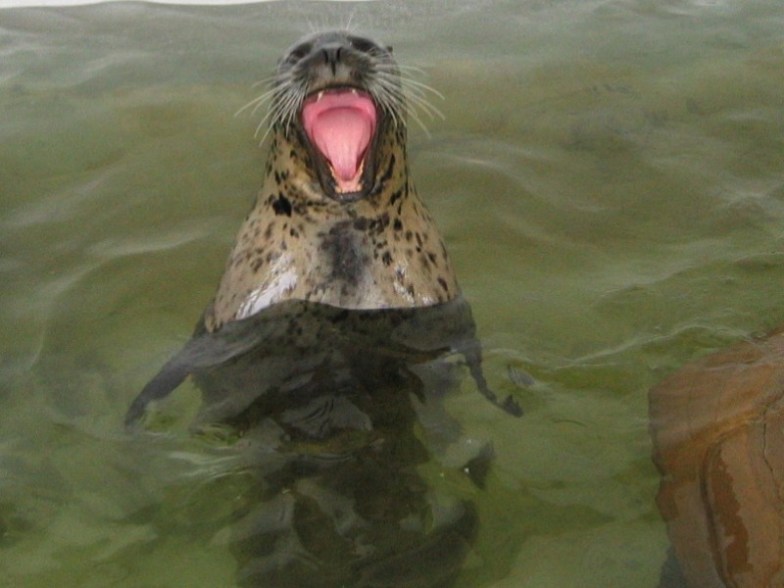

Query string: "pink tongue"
[[302, 91, 376, 189]]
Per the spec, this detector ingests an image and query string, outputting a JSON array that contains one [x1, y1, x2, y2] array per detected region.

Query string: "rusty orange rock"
[[650, 328, 784, 587]]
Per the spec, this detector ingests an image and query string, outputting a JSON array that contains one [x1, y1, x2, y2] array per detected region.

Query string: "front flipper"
[[124, 316, 273, 428], [463, 343, 523, 417], [124, 346, 192, 428], [389, 298, 523, 417]]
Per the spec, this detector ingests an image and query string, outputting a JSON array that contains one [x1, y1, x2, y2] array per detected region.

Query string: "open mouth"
[[302, 88, 377, 195]]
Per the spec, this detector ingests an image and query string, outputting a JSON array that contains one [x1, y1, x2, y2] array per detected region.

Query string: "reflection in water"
[[650, 328, 784, 588], [126, 298, 520, 587]]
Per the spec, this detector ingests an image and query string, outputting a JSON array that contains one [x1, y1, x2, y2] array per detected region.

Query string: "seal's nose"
[[321, 43, 343, 76]]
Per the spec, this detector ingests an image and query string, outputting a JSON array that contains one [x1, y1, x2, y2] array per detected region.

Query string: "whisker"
[[250, 73, 281, 89], [407, 107, 432, 138], [255, 122, 274, 146], [375, 64, 444, 99], [396, 64, 429, 76], [375, 73, 444, 123], [244, 71, 306, 141], [253, 109, 276, 139], [372, 89, 405, 125], [345, 11, 356, 32], [400, 77, 445, 100], [235, 91, 276, 118], [236, 72, 299, 118], [407, 94, 444, 120], [376, 97, 401, 128]]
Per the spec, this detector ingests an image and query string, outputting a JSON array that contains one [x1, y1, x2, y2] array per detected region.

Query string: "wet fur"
[[204, 31, 459, 332], [204, 129, 459, 331]]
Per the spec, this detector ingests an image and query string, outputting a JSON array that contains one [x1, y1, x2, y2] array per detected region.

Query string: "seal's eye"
[[288, 42, 312, 62], [349, 37, 378, 54]]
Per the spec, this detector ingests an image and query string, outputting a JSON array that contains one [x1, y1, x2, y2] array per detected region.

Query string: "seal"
[[124, 35, 519, 587], [203, 30, 460, 333], [124, 31, 522, 427]]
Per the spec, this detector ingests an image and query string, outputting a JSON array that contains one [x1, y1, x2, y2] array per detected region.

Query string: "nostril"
[[322, 45, 342, 76]]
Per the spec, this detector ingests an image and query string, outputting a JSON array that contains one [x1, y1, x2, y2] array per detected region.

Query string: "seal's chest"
[[318, 220, 371, 287]]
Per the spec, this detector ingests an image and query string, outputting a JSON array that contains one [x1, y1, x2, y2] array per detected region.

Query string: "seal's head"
[[265, 31, 404, 202]]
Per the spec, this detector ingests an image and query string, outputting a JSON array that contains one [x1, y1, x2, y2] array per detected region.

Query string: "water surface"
[[1, 1, 783, 586]]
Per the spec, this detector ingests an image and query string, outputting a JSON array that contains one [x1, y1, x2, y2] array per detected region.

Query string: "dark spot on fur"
[[438, 277, 449, 292], [382, 251, 393, 266], [322, 222, 365, 286], [393, 218, 403, 231], [273, 194, 292, 217], [371, 154, 395, 195], [353, 217, 369, 231]]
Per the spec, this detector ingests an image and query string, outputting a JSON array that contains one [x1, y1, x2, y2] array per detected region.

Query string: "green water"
[[1, 1, 783, 586]]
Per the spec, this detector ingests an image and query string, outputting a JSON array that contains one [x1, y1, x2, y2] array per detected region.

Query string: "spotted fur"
[[203, 31, 460, 333]]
